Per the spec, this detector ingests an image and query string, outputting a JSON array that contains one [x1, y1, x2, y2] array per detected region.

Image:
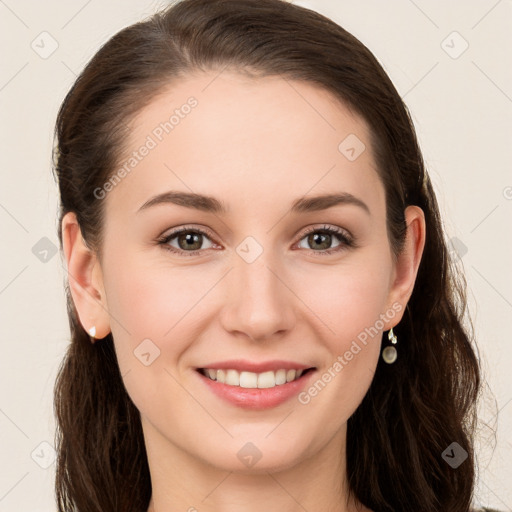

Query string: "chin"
[[195, 434, 314, 474]]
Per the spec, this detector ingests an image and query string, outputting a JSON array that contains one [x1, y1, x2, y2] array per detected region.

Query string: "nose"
[[219, 250, 296, 343]]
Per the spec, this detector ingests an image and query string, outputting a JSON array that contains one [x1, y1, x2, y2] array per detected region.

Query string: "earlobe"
[[385, 205, 426, 327], [61, 212, 111, 341]]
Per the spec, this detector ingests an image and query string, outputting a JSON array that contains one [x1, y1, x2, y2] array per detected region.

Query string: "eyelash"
[[157, 224, 355, 257]]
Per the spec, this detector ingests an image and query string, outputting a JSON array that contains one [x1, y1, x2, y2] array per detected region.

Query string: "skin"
[[62, 71, 425, 512]]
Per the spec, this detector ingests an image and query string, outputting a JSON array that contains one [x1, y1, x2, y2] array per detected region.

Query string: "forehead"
[[104, 70, 383, 219]]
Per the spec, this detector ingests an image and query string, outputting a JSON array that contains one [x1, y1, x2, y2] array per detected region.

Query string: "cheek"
[[296, 258, 392, 345], [104, 245, 393, 364], [102, 250, 226, 380], [102, 255, 200, 421], [103, 237, 392, 388], [292, 264, 390, 421], [293, 256, 391, 399], [104, 256, 195, 347]]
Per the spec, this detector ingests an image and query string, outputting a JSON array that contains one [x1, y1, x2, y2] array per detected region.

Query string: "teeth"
[[240, 371, 258, 388], [257, 371, 276, 389], [201, 368, 308, 388], [275, 369, 287, 385], [225, 369, 239, 386]]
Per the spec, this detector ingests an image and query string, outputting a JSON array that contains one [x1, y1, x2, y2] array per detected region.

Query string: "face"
[[73, 71, 421, 475]]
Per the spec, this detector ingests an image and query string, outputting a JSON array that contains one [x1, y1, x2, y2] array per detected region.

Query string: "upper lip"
[[197, 359, 315, 373]]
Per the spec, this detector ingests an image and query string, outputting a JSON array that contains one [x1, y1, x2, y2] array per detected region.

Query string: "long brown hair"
[[52, 0, 481, 510]]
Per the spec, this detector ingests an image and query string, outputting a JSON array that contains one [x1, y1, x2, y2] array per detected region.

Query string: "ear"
[[384, 205, 426, 328], [61, 211, 111, 340]]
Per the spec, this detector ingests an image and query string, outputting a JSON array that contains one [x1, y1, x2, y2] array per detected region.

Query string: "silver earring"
[[88, 326, 97, 344], [382, 327, 398, 364]]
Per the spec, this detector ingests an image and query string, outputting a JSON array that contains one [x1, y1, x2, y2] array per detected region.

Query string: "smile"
[[199, 367, 313, 389]]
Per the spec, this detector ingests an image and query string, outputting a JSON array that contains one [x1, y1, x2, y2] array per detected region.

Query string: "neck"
[[143, 418, 370, 512]]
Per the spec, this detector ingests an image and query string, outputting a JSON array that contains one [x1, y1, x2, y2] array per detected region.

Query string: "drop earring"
[[382, 327, 398, 364], [88, 326, 97, 344]]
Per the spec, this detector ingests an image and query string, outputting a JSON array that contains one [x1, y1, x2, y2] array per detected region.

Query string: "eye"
[[295, 225, 354, 255], [157, 224, 355, 257], [157, 226, 217, 256]]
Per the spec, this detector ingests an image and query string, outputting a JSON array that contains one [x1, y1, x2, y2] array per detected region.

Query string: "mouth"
[[197, 367, 316, 389], [195, 364, 317, 410]]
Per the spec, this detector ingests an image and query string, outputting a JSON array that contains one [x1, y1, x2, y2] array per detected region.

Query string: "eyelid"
[[297, 224, 353, 242], [158, 224, 216, 241]]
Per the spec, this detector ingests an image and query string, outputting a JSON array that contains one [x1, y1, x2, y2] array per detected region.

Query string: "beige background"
[[0, 0, 511, 510]]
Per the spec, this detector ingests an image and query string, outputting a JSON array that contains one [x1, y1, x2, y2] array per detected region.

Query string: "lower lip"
[[196, 369, 316, 410]]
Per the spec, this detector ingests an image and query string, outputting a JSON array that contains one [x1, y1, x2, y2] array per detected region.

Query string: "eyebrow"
[[137, 191, 370, 215]]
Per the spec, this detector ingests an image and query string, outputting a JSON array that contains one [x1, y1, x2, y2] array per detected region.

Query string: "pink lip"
[[196, 367, 317, 410], [197, 359, 314, 373]]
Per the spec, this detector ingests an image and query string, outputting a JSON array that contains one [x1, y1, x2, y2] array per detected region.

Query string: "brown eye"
[[296, 225, 354, 255], [175, 231, 204, 251], [305, 231, 336, 251], [159, 227, 216, 255]]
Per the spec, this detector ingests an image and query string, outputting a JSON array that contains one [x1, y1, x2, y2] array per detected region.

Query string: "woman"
[[52, 0, 492, 510]]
